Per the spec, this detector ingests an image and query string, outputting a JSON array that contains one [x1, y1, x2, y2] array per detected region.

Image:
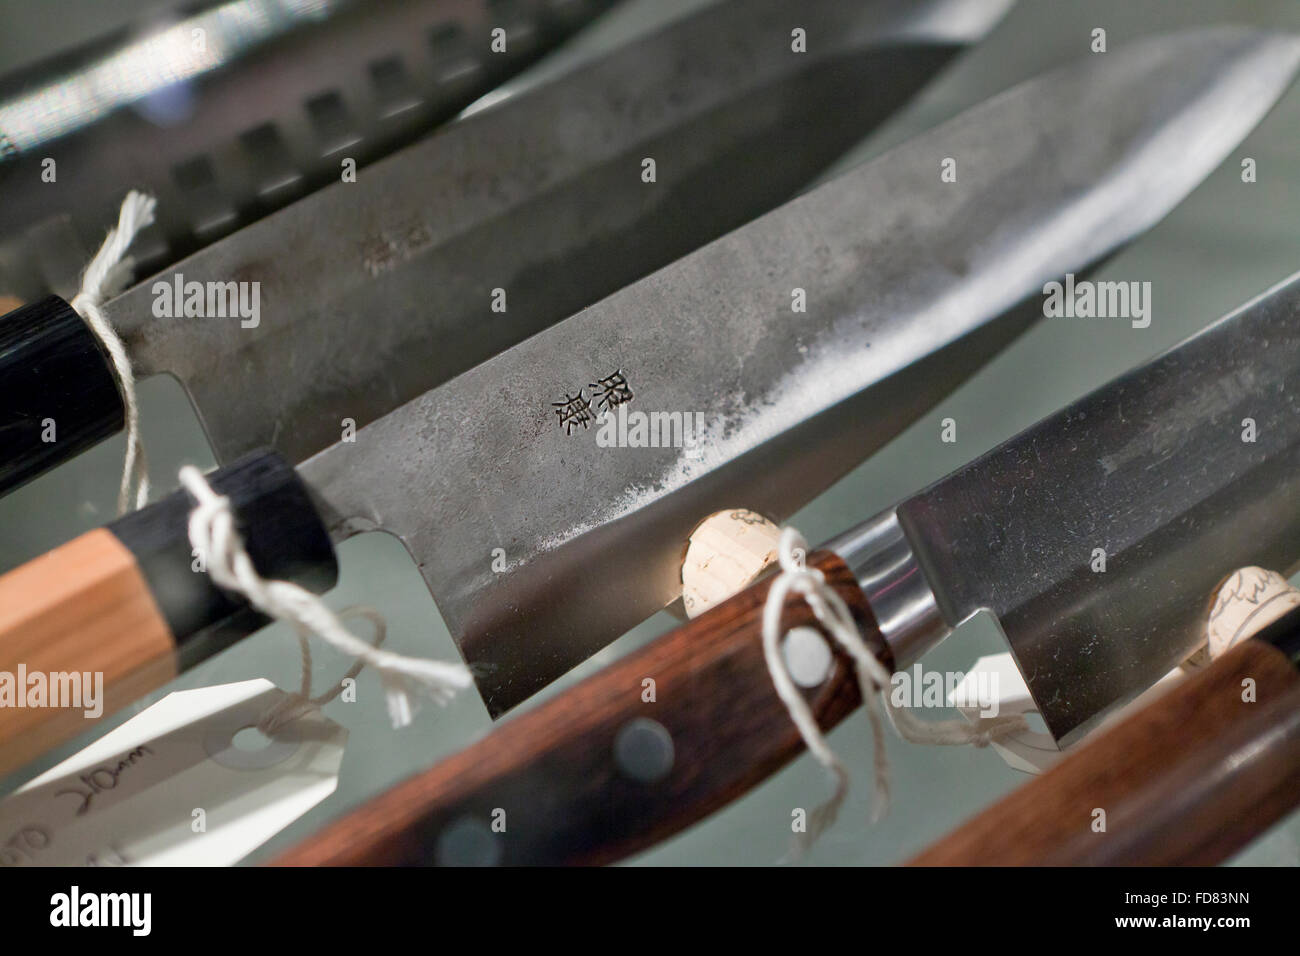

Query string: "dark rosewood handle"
[[273, 551, 886, 866], [909, 629, 1300, 866], [0, 296, 125, 496]]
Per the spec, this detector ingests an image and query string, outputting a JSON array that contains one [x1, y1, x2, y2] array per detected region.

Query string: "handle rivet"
[[434, 816, 502, 867], [782, 626, 833, 687], [614, 717, 674, 783]]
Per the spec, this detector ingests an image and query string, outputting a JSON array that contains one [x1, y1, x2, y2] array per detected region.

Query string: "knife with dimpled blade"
[[0, 0, 619, 297]]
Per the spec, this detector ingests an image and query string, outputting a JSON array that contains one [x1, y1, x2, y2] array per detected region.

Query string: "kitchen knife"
[[272, 269, 1300, 866], [908, 605, 1300, 866], [0, 26, 1294, 776], [0, 0, 617, 294], [0, 0, 1013, 497]]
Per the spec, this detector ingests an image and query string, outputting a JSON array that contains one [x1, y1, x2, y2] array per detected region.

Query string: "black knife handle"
[[0, 448, 338, 776], [0, 295, 125, 495], [106, 448, 339, 666]]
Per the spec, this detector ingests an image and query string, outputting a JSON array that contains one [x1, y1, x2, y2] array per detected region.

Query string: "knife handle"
[[0, 296, 125, 496], [0, 450, 336, 777], [909, 611, 1300, 866], [272, 551, 888, 866]]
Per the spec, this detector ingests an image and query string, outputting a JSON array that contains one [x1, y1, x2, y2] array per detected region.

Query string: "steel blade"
[[888, 273, 1300, 747], [299, 26, 1300, 716], [0, 0, 614, 295], [107, 0, 1010, 469]]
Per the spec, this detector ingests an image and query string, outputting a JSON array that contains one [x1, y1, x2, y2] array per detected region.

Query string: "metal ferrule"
[[822, 509, 950, 669]]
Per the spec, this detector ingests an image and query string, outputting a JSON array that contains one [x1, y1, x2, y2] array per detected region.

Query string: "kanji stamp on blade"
[[590, 369, 634, 414], [552, 391, 596, 434]]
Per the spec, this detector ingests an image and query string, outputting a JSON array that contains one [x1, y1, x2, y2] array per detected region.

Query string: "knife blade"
[[300, 24, 1297, 716], [0, 25, 1290, 774], [0, 0, 615, 294], [0, 0, 1011, 496], [272, 269, 1300, 867], [873, 270, 1300, 746]]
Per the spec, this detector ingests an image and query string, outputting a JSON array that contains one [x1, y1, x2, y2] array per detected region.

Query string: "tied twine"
[[257, 605, 386, 734], [71, 191, 157, 514], [761, 527, 1028, 851], [179, 465, 474, 730]]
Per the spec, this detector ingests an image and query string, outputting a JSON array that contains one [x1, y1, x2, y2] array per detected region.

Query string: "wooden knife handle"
[[909, 628, 1300, 866], [0, 296, 124, 496], [0, 450, 336, 777], [273, 551, 887, 866]]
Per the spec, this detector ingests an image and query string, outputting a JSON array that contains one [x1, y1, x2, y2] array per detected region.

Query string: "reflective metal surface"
[[824, 509, 948, 668], [0, 0, 613, 296], [107, 0, 1008, 476], [298, 26, 1300, 715], [895, 272, 1300, 746], [0, 0, 347, 157]]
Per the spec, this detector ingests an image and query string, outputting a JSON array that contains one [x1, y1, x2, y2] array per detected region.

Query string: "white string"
[[761, 527, 1028, 852], [179, 465, 474, 729], [70, 190, 156, 514], [255, 605, 385, 735]]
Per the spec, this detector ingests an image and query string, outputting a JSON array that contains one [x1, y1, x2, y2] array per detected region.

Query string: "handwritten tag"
[[0, 680, 346, 866]]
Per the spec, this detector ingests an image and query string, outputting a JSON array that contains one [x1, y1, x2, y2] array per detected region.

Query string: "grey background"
[[0, 0, 1298, 866]]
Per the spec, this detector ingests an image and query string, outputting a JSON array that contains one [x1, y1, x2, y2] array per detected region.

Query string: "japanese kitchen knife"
[[0, 0, 618, 294], [0, 0, 1014, 497], [0, 26, 1296, 776], [908, 605, 1300, 866], [273, 268, 1300, 867]]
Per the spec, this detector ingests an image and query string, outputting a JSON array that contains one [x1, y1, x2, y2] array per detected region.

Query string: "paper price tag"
[[0, 679, 346, 866]]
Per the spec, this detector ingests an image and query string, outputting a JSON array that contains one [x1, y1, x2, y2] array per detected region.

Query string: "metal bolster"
[[822, 509, 950, 669]]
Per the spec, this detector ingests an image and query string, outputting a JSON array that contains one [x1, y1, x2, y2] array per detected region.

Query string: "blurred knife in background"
[[0, 0, 620, 298]]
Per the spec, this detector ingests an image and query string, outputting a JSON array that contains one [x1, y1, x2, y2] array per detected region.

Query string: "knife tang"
[[272, 551, 886, 866], [0, 450, 335, 776], [910, 608, 1300, 866]]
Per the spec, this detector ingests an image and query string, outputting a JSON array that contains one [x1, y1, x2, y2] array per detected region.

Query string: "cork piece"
[[1181, 566, 1299, 672], [680, 509, 782, 619], [1196, 566, 1300, 663]]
